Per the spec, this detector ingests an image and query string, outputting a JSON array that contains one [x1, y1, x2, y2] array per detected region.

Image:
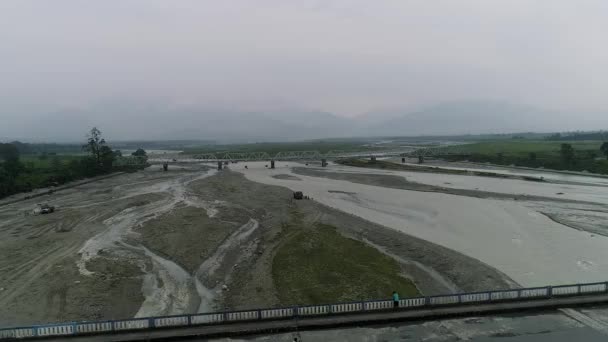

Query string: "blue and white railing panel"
[[553, 285, 579, 296], [429, 295, 460, 305], [520, 287, 548, 298], [0, 328, 35, 339], [365, 300, 393, 311], [154, 316, 189, 328], [298, 305, 330, 316], [2, 281, 608, 340], [331, 302, 363, 313], [580, 283, 607, 293], [113, 318, 149, 331], [190, 313, 224, 325], [490, 290, 519, 301], [260, 308, 294, 319], [36, 325, 74, 337], [401, 297, 425, 308], [460, 292, 490, 303], [75, 322, 112, 334], [226, 310, 259, 322]]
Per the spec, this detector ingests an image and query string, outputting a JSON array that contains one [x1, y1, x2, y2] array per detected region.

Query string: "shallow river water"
[[233, 161, 608, 287]]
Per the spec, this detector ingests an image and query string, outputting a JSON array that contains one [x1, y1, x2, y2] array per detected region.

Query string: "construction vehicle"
[[40, 204, 55, 214], [293, 191, 303, 200]]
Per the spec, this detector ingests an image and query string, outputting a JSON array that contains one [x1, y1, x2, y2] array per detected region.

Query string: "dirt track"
[[0, 169, 180, 326]]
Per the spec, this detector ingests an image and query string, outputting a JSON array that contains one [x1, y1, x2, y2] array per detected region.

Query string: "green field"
[[273, 223, 419, 305], [1, 153, 145, 199], [18, 155, 83, 168], [458, 140, 602, 156], [449, 140, 608, 174]]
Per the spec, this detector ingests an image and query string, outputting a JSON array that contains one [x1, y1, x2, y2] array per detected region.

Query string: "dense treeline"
[[545, 131, 608, 141], [446, 142, 608, 174], [0, 128, 147, 199], [8, 141, 82, 155]]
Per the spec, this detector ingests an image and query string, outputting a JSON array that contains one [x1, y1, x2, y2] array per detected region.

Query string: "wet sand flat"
[[327, 162, 608, 205]]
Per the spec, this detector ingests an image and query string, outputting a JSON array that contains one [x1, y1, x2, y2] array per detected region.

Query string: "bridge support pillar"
[[321, 158, 327, 167], [418, 155, 424, 164], [401, 157, 405, 163], [270, 160, 275, 169], [217, 161, 223, 170], [370, 156, 377, 163]]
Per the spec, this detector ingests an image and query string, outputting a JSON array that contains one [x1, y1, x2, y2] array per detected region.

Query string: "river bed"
[[234, 161, 608, 287]]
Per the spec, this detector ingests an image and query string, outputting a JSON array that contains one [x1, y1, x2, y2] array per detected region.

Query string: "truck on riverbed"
[[39, 204, 55, 214]]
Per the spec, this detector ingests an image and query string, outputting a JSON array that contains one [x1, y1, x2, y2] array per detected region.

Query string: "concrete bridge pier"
[[418, 155, 424, 164], [321, 158, 327, 167], [217, 161, 223, 170], [401, 157, 405, 163], [370, 156, 377, 163], [270, 160, 275, 169]]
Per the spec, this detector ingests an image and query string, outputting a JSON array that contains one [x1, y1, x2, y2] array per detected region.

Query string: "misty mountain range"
[[3, 101, 607, 143]]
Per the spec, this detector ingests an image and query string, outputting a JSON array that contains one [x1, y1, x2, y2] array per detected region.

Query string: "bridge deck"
[[34, 293, 608, 341]]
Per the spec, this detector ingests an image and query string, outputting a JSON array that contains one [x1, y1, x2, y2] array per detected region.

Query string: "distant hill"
[[11, 107, 358, 143], [360, 101, 608, 136], [360, 101, 560, 136], [4, 100, 608, 143]]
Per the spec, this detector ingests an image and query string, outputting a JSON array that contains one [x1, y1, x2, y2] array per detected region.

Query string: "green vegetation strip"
[[458, 140, 603, 156], [1, 128, 148, 199], [273, 223, 419, 305], [335, 158, 543, 181], [449, 140, 608, 174]]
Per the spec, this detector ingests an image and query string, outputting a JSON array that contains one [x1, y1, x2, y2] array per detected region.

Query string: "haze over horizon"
[[2, 1, 608, 142]]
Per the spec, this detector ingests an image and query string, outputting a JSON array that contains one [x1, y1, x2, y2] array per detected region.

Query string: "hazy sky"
[[1, 1, 608, 139]]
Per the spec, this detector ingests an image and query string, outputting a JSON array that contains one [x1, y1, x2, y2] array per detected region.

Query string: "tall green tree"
[[82, 127, 109, 168], [99, 145, 116, 170], [132, 148, 147, 157], [81, 127, 117, 172], [601, 142, 608, 160]]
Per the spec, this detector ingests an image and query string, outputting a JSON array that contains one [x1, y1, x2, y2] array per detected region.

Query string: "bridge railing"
[[1, 281, 608, 340]]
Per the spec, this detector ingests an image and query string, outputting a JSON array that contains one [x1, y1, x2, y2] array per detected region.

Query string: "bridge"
[[2, 281, 608, 341], [144, 145, 472, 163]]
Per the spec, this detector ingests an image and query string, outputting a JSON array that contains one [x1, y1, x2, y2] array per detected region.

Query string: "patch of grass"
[[272, 223, 419, 305]]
